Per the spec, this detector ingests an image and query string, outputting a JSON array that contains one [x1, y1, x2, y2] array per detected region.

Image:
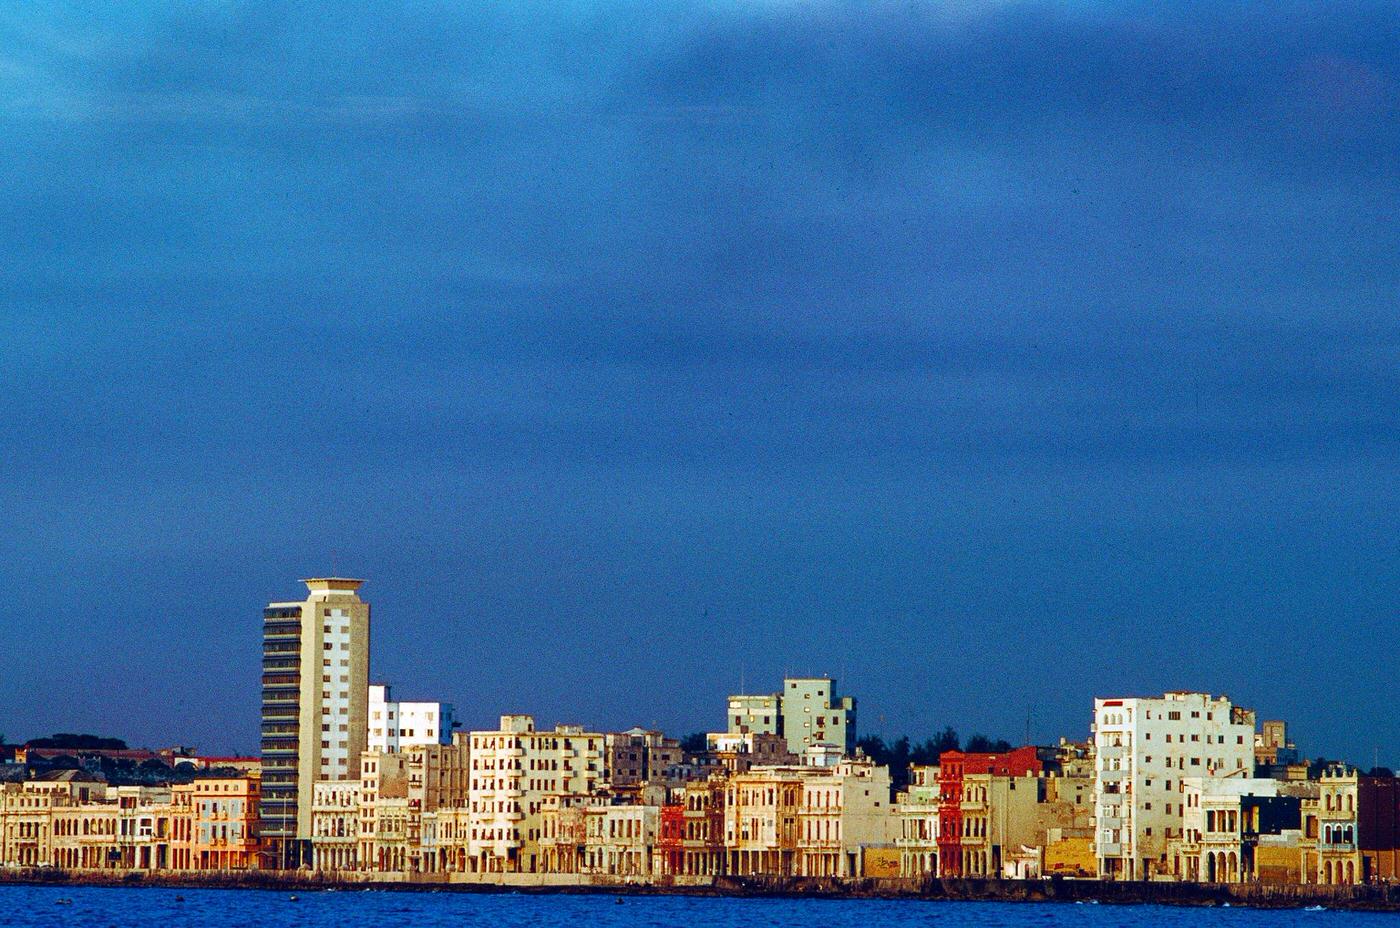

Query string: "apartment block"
[[259, 578, 371, 868], [1093, 692, 1256, 880], [464, 715, 604, 873], [367, 683, 455, 752], [725, 677, 857, 757]]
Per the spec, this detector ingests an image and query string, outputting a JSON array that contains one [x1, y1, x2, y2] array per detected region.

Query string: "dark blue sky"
[[2, 2, 1397, 762]]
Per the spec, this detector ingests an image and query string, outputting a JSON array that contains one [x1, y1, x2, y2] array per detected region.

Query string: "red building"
[[937, 746, 1042, 877]]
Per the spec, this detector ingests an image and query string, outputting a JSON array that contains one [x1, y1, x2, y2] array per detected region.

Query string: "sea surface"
[[0, 885, 1388, 928]]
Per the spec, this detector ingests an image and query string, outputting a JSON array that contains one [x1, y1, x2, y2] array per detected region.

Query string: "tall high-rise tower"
[[258, 578, 371, 868]]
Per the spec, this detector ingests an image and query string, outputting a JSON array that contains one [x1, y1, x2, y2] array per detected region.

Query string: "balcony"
[[1099, 745, 1124, 760], [1099, 843, 1122, 856], [1098, 816, 1122, 830]]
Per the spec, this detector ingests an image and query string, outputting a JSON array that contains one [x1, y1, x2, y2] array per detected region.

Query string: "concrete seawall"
[[4, 870, 1400, 911]]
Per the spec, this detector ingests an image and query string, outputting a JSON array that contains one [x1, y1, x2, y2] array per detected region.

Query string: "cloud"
[[0, 1, 1397, 760]]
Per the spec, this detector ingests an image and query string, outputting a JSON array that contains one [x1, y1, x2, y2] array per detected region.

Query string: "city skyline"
[[2, 573, 1394, 776], [3, 1, 1398, 766]]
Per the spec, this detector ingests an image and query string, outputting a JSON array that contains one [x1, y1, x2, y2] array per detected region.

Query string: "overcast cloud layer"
[[1, 2, 1397, 761]]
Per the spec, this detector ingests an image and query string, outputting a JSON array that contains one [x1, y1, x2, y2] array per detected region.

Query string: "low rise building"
[[896, 766, 941, 877], [1171, 778, 1303, 882], [1093, 692, 1256, 880]]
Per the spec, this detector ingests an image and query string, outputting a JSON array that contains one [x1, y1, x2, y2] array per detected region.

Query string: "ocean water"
[[0, 885, 1388, 928]]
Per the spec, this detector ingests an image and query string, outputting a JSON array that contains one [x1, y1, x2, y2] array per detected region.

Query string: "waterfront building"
[[1171, 777, 1304, 882], [583, 802, 659, 877], [310, 780, 360, 872], [464, 715, 604, 873], [190, 776, 260, 870], [896, 766, 941, 877], [794, 757, 896, 877], [538, 792, 604, 873], [354, 740, 470, 874], [367, 683, 455, 752], [724, 765, 805, 875], [664, 778, 727, 877], [1093, 692, 1256, 880], [259, 578, 371, 869], [1311, 765, 1400, 884]]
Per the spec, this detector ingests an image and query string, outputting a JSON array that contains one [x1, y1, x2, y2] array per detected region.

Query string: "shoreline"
[[4, 871, 1400, 911]]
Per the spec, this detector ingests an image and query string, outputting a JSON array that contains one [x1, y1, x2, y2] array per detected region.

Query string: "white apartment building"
[[465, 714, 604, 873], [1093, 691, 1256, 880], [367, 684, 454, 752]]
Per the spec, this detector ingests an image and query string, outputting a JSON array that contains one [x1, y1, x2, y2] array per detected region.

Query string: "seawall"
[[4, 870, 1400, 911]]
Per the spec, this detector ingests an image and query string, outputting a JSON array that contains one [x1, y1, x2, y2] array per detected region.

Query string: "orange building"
[[191, 777, 260, 870]]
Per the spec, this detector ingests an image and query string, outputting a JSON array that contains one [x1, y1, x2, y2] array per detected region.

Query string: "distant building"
[[367, 684, 454, 752], [1093, 692, 1256, 880], [258, 578, 371, 869], [190, 776, 260, 870], [937, 746, 1043, 877], [725, 677, 856, 757], [726, 694, 782, 737]]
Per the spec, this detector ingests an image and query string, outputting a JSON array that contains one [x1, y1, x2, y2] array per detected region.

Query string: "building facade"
[[259, 577, 371, 868], [1093, 692, 1256, 880], [367, 683, 455, 752], [464, 715, 604, 873]]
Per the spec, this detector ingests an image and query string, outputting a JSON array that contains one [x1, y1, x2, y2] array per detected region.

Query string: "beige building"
[[795, 758, 896, 876], [259, 578, 371, 868], [896, 766, 941, 877], [1316, 765, 1361, 885], [464, 715, 604, 873], [1170, 778, 1306, 882], [583, 803, 659, 878]]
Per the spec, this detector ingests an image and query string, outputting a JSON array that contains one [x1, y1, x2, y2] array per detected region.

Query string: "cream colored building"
[[1316, 765, 1360, 885], [260, 578, 371, 868], [583, 803, 658, 878], [1171, 777, 1311, 884], [896, 766, 941, 877], [795, 757, 896, 876], [311, 780, 360, 872], [725, 766, 805, 875], [464, 715, 604, 873], [1093, 692, 1256, 880]]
